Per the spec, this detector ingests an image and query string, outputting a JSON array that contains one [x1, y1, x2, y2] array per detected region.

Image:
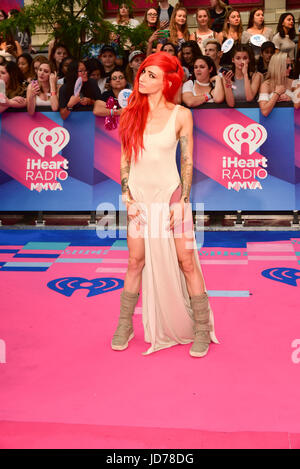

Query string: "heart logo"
[[28, 127, 70, 158], [223, 123, 267, 155], [262, 268, 300, 287], [47, 277, 124, 297]]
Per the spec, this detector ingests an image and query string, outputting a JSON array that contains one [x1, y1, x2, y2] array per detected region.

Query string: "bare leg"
[[174, 229, 205, 297], [170, 192, 204, 296], [124, 216, 145, 294]]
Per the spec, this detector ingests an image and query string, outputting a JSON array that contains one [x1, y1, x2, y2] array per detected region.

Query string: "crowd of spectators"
[[0, 1, 300, 119]]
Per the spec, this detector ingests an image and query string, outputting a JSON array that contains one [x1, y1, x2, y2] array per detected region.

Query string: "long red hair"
[[119, 52, 184, 162]]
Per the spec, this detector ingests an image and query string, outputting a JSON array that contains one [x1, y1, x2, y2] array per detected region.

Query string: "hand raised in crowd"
[[222, 70, 234, 88], [49, 71, 57, 89], [241, 61, 248, 77], [160, 20, 169, 29], [148, 30, 161, 43], [30, 80, 40, 96]]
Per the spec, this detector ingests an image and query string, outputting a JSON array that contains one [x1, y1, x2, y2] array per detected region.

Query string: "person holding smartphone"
[[27, 60, 59, 114], [222, 44, 262, 107]]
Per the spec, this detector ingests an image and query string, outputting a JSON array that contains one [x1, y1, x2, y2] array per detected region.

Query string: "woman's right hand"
[[30, 81, 40, 96], [148, 30, 160, 43], [222, 70, 234, 88], [124, 195, 147, 225], [67, 94, 81, 108]]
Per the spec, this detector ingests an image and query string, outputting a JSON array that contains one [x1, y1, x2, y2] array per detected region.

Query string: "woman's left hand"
[[9, 96, 27, 107], [241, 61, 248, 76], [278, 93, 292, 102], [80, 97, 93, 106]]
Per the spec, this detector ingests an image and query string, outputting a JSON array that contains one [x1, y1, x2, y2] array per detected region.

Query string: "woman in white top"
[[27, 60, 59, 115], [111, 3, 139, 52], [182, 55, 224, 107], [242, 8, 273, 60], [272, 13, 296, 60], [190, 8, 215, 55], [112, 3, 139, 28], [258, 52, 300, 116], [0, 31, 22, 62]]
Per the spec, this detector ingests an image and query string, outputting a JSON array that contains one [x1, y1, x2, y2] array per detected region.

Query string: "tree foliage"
[[0, 0, 152, 58]]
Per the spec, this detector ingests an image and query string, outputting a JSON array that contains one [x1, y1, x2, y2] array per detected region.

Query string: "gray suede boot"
[[189, 292, 211, 358], [111, 290, 139, 351]]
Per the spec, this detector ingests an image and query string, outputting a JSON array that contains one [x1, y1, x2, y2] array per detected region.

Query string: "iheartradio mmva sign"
[[27, 127, 70, 192], [222, 123, 268, 191]]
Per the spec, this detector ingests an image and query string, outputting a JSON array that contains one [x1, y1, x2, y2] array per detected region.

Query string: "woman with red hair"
[[111, 52, 218, 357]]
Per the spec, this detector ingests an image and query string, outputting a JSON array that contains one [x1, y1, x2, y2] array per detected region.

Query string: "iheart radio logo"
[[222, 123, 268, 191], [223, 124, 267, 155], [28, 127, 70, 157], [26, 126, 70, 192]]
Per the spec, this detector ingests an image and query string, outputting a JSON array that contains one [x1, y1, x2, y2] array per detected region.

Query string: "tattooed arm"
[[178, 107, 194, 203], [120, 146, 131, 203]]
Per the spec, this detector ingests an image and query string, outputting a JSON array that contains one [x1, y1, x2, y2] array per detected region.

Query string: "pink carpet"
[[1, 235, 300, 448]]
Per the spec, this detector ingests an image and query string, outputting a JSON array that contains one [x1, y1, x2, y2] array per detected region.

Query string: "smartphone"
[[219, 66, 231, 74], [158, 29, 170, 39]]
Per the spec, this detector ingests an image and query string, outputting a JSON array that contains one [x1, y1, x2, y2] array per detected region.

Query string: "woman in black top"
[[93, 67, 128, 117], [209, 0, 229, 33], [59, 59, 101, 120]]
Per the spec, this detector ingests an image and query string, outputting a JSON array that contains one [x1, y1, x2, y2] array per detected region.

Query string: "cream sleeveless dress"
[[128, 104, 219, 355]]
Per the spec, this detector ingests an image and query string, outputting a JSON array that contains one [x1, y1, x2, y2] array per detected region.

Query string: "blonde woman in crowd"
[[27, 59, 59, 114], [30, 55, 49, 79], [216, 9, 243, 45], [190, 8, 215, 55], [258, 52, 299, 116], [157, 5, 190, 52]]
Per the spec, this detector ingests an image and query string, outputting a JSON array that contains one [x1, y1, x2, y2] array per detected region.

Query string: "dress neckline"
[[144, 104, 178, 137]]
